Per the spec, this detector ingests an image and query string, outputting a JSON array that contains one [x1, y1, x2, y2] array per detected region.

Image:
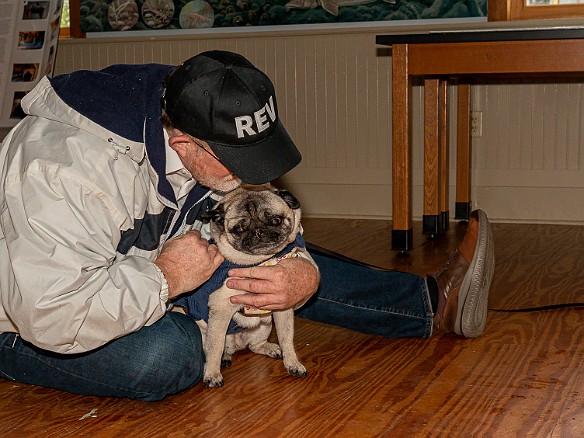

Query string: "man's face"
[[168, 131, 241, 193]]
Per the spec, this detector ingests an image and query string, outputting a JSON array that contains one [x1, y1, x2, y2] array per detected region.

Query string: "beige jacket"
[[0, 66, 212, 354]]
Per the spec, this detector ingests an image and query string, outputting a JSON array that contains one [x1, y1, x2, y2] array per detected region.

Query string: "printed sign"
[[1, 0, 62, 127]]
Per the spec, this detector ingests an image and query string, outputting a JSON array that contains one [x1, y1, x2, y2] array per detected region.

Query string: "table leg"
[[455, 82, 472, 220], [439, 79, 450, 230], [423, 78, 441, 236], [391, 44, 413, 251]]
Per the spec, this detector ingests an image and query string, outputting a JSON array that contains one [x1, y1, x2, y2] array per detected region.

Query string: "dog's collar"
[[259, 245, 299, 266], [208, 233, 305, 268]]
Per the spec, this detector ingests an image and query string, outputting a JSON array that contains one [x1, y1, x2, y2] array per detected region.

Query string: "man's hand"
[[226, 257, 320, 310], [155, 231, 224, 299]]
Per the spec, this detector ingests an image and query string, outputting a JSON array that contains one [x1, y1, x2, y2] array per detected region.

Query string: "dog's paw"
[[221, 358, 232, 368], [285, 361, 307, 378], [204, 373, 224, 388], [251, 341, 282, 359]]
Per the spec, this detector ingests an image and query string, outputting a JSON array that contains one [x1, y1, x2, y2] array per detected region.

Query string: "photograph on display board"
[[12, 64, 40, 83], [80, 0, 487, 32], [17, 31, 46, 50], [23, 1, 51, 20], [0, 0, 63, 128]]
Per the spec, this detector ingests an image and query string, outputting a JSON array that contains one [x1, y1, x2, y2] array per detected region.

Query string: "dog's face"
[[203, 185, 302, 265]]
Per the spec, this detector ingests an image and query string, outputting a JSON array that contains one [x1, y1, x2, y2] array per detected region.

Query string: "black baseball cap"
[[163, 50, 301, 184]]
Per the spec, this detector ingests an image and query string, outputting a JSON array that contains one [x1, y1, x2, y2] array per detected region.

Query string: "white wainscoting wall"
[[46, 30, 584, 224]]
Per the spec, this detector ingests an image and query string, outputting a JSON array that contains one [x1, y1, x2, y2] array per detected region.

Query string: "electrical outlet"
[[471, 111, 483, 138]]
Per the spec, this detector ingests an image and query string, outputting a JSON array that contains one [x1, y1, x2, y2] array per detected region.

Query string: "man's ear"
[[168, 133, 192, 158]]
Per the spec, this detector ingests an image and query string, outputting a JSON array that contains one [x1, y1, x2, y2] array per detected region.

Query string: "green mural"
[[80, 0, 487, 32]]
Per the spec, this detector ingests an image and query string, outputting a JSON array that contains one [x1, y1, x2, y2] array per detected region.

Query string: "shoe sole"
[[455, 209, 495, 338]]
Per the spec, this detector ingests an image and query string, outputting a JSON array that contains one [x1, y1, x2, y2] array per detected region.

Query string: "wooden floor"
[[1, 218, 583, 437]]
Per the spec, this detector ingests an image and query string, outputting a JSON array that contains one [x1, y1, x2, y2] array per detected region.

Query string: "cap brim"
[[206, 120, 301, 185]]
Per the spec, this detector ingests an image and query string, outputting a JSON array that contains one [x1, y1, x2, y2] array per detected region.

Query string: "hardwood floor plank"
[[1, 219, 583, 436]]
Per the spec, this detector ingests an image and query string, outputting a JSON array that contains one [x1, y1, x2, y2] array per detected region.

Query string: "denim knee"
[[121, 313, 204, 401], [0, 314, 204, 401]]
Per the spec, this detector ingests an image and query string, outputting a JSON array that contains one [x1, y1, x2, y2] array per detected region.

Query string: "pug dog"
[[189, 185, 308, 388]]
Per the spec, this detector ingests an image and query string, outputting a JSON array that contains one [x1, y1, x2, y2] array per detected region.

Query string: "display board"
[[0, 0, 62, 127]]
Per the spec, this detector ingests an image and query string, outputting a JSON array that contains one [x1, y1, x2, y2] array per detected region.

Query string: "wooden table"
[[376, 20, 584, 251]]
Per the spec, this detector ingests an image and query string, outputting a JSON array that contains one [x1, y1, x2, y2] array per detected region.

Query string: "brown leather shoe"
[[431, 209, 495, 338]]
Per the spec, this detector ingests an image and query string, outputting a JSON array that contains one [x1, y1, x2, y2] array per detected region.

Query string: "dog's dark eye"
[[231, 225, 245, 235], [268, 217, 282, 227]]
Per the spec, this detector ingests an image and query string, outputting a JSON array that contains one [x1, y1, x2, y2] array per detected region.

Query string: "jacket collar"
[[49, 63, 177, 205]]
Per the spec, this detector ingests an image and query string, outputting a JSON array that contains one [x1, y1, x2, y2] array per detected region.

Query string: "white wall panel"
[[52, 32, 584, 223], [474, 79, 584, 223]]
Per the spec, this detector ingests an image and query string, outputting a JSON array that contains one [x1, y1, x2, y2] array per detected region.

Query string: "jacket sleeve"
[[1, 168, 167, 354]]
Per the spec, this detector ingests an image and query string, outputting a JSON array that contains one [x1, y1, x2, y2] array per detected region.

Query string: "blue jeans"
[[0, 312, 203, 401], [298, 252, 433, 339], [0, 252, 432, 400]]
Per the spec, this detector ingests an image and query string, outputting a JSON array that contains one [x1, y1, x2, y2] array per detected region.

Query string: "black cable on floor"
[[488, 303, 584, 312]]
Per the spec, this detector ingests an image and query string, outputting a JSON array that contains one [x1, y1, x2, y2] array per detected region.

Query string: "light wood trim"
[[488, 0, 513, 20], [59, 27, 71, 39], [489, 0, 584, 20], [391, 44, 412, 231], [68, 0, 85, 38], [514, 3, 584, 20], [424, 79, 440, 216]]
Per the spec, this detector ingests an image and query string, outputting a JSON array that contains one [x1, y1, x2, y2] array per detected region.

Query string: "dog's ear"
[[201, 204, 225, 224], [275, 190, 300, 210]]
